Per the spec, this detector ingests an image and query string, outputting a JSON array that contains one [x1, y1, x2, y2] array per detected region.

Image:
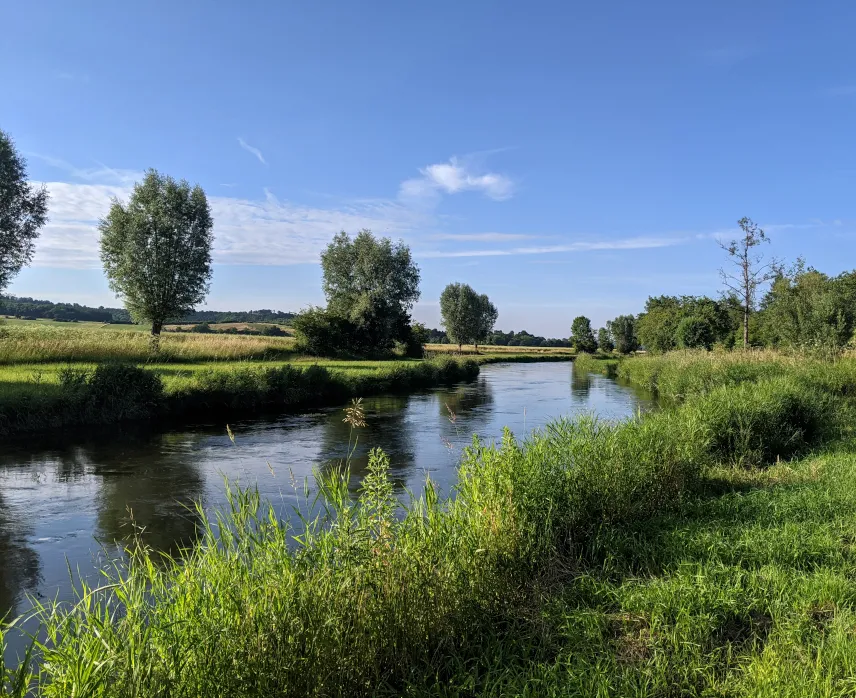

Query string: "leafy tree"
[[0, 129, 49, 292], [320, 230, 420, 352], [597, 327, 614, 353], [439, 283, 496, 351], [607, 315, 639, 354], [99, 170, 213, 345], [474, 294, 498, 351], [757, 260, 855, 351], [636, 295, 736, 352], [719, 217, 779, 349], [570, 316, 597, 353], [675, 316, 715, 350]]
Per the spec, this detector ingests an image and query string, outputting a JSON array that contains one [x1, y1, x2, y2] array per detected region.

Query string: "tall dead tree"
[[719, 217, 778, 349]]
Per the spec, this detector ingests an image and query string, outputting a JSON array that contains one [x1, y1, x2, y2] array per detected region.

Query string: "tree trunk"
[[743, 304, 749, 350], [474, 342, 479, 353], [458, 343, 462, 353], [150, 321, 163, 354]]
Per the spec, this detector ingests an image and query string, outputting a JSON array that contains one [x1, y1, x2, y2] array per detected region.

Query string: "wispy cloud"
[[420, 237, 686, 259], [238, 137, 266, 165], [823, 85, 856, 97], [56, 72, 90, 83], [400, 156, 513, 204], [430, 232, 534, 242], [28, 179, 426, 269], [28, 153, 141, 186]]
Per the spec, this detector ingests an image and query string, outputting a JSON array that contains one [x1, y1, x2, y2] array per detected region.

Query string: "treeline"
[[597, 263, 856, 355], [0, 296, 130, 323], [426, 327, 571, 348], [0, 295, 295, 326]]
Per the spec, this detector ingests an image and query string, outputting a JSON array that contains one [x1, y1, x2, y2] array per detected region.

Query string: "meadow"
[[4, 350, 856, 696], [0, 322, 573, 437]]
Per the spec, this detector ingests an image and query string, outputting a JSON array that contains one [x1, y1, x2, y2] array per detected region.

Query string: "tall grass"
[[0, 356, 480, 437], [617, 349, 856, 400], [5, 365, 839, 696], [573, 352, 619, 377], [0, 325, 296, 363]]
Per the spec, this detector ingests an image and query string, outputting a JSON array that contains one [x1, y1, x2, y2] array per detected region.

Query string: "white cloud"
[[238, 137, 266, 165], [30, 180, 426, 268], [430, 232, 535, 242], [400, 157, 513, 203], [420, 237, 686, 259]]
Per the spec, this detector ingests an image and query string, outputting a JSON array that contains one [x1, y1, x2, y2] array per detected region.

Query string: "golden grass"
[[425, 343, 574, 355], [0, 324, 295, 363]]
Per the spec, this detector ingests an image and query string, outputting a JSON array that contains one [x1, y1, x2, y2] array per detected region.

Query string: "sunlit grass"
[[5, 352, 854, 696]]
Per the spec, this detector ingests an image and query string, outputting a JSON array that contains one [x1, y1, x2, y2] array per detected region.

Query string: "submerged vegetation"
[[5, 350, 856, 696]]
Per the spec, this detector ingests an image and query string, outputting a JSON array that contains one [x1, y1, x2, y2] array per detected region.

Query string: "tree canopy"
[[607, 315, 639, 354], [99, 169, 213, 338], [597, 327, 614, 353], [0, 129, 49, 292], [439, 283, 497, 350], [570, 316, 597, 353], [319, 229, 420, 352], [636, 296, 735, 353]]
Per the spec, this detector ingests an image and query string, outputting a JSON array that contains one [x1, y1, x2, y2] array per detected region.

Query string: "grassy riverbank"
[[0, 327, 573, 436], [5, 351, 855, 696]]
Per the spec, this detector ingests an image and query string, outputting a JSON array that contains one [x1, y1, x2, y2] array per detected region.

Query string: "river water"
[[0, 361, 653, 630]]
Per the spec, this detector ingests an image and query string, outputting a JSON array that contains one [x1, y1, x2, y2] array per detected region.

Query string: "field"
[[0, 322, 573, 437], [6, 350, 856, 696]]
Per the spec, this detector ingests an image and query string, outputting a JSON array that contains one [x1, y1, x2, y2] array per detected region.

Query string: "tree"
[[719, 217, 778, 349], [607, 315, 639, 354], [474, 294, 498, 351], [757, 259, 855, 351], [99, 169, 213, 345], [675, 316, 715, 350], [439, 283, 496, 351], [597, 327, 614, 353], [320, 230, 420, 352], [0, 129, 49, 292], [570, 316, 597, 353], [636, 295, 736, 353]]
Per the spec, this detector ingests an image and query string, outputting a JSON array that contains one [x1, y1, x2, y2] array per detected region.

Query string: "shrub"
[[682, 377, 836, 467], [84, 363, 164, 421], [675, 316, 715, 350]]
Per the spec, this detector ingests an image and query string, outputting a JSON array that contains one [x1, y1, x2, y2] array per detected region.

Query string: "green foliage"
[[758, 261, 856, 352], [14, 354, 853, 695], [596, 327, 613, 352], [636, 296, 735, 353], [675, 315, 715, 349], [0, 129, 49, 293], [570, 316, 597, 353], [439, 282, 497, 349], [606, 314, 639, 354], [320, 230, 420, 353], [99, 169, 213, 336]]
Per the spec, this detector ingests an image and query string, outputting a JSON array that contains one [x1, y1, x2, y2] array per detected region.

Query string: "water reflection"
[[570, 367, 592, 397], [0, 362, 655, 626], [0, 491, 40, 618]]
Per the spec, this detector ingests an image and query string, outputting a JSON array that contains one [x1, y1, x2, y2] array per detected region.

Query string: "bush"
[[85, 363, 164, 421], [682, 377, 836, 467], [675, 316, 715, 350], [260, 324, 286, 337]]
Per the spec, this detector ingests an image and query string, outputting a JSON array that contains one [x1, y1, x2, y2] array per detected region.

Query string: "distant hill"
[[0, 295, 296, 325]]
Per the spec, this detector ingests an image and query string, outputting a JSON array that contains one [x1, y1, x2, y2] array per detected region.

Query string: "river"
[[0, 361, 653, 631]]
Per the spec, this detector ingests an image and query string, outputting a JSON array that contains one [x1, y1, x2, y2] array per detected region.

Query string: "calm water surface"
[[0, 362, 653, 628]]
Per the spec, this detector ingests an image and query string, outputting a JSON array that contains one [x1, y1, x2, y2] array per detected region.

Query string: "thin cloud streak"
[[420, 237, 687, 259], [430, 232, 535, 242], [238, 137, 266, 165]]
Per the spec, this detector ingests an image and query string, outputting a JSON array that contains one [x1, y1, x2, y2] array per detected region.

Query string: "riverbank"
[[6, 351, 854, 696], [0, 352, 574, 437]]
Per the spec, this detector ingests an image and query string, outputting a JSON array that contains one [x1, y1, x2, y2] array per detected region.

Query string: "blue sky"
[[3, 1, 856, 336]]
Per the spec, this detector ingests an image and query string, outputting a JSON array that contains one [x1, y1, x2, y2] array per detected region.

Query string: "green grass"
[[573, 351, 620, 377], [5, 350, 854, 696]]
